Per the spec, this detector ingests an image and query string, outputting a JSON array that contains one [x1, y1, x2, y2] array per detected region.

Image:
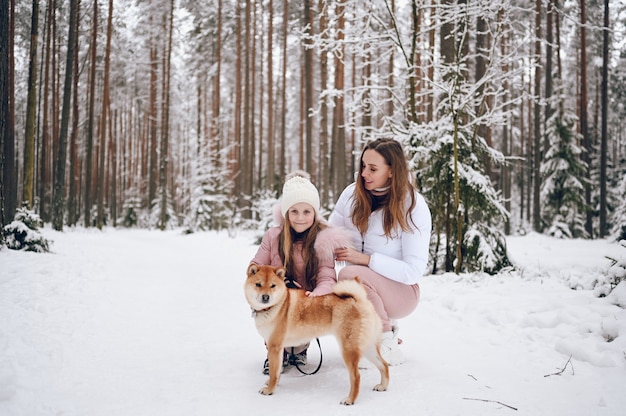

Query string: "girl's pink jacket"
[[250, 206, 353, 295]]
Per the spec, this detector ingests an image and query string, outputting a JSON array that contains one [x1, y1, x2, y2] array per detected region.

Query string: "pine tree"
[[540, 111, 588, 238]]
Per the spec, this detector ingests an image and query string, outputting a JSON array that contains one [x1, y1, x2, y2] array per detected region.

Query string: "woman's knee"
[[337, 265, 366, 281]]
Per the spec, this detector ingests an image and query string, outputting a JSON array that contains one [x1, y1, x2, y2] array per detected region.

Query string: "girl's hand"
[[335, 247, 371, 266]]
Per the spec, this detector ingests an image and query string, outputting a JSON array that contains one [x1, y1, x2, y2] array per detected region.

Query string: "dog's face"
[[244, 264, 288, 311]]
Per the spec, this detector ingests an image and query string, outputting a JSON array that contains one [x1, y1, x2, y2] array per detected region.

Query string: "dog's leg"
[[364, 342, 389, 392], [340, 349, 361, 405], [260, 345, 282, 396]]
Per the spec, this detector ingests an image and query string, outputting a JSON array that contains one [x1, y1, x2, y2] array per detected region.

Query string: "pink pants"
[[338, 265, 420, 332]]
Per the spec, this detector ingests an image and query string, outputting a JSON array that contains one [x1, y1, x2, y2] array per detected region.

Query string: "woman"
[[250, 171, 352, 374], [329, 138, 432, 365]]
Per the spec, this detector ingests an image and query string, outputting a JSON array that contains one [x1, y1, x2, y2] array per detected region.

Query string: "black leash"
[[283, 278, 322, 375], [289, 337, 323, 375]]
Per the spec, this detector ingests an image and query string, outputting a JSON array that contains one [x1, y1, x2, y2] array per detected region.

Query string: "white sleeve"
[[368, 194, 432, 284]]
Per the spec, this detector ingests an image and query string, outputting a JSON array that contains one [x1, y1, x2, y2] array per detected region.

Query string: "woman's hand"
[[335, 247, 371, 266]]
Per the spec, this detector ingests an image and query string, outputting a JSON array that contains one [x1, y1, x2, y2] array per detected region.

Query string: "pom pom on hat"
[[280, 170, 320, 217]]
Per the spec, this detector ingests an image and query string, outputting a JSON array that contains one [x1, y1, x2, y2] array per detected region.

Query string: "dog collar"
[[251, 306, 272, 317]]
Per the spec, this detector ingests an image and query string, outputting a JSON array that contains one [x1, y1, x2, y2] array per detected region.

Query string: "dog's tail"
[[333, 277, 368, 302]]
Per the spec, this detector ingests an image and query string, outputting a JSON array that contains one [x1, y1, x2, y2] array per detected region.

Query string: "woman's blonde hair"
[[352, 138, 417, 237]]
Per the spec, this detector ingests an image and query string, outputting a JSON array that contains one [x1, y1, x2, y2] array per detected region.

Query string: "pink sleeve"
[[311, 259, 338, 296], [250, 227, 279, 266]]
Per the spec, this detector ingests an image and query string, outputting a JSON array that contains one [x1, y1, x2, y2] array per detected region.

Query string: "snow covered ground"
[[1, 227, 625, 415]]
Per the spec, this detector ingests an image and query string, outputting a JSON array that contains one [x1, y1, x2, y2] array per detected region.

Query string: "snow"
[[0, 228, 625, 415]]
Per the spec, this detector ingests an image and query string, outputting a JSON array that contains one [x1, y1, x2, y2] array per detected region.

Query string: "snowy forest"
[[1, 0, 626, 274]]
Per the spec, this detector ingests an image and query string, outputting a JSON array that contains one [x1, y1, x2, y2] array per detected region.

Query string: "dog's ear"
[[248, 264, 259, 276], [275, 267, 286, 279]]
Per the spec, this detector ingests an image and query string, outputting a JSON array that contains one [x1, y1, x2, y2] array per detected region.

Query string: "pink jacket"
[[250, 207, 353, 295]]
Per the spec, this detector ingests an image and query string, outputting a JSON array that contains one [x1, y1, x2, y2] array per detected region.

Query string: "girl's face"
[[287, 202, 316, 233], [361, 149, 392, 192]]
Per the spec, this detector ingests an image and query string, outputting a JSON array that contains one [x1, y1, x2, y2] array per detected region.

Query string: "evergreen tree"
[[540, 111, 588, 238], [188, 146, 236, 232], [610, 174, 626, 241]]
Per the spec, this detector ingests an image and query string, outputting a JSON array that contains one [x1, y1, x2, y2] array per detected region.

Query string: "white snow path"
[[0, 228, 624, 415]]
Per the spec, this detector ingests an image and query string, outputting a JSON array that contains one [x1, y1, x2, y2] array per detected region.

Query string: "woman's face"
[[361, 149, 392, 192], [287, 202, 316, 233]]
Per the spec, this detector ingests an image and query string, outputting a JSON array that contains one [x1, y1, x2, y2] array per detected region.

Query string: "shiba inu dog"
[[244, 264, 389, 405]]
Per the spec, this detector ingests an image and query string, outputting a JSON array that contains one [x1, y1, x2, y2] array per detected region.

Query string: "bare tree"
[[0, 0, 10, 228], [1, 0, 15, 222], [159, 0, 174, 230], [599, 0, 609, 237], [52, 0, 78, 230], [331, 0, 347, 196], [22, 0, 39, 210], [84, 0, 97, 227], [532, 0, 542, 232], [580, 0, 591, 237]]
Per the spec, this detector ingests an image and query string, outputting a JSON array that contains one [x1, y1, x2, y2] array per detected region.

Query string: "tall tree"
[[331, 0, 347, 196], [159, 0, 174, 230], [148, 19, 159, 211], [303, 0, 314, 174], [84, 0, 97, 226], [67, 0, 81, 226], [0, 0, 9, 229], [579, 0, 592, 237], [532, 0, 542, 232], [1, 0, 15, 222], [279, 0, 288, 183], [52, 0, 78, 230], [599, 0, 609, 237], [96, 0, 113, 229], [22, 0, 39, 210], [318, 0, 330, 205], [266, 0, 275, 191]]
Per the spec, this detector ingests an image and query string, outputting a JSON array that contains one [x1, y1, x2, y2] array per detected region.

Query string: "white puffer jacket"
[[329, 182, 432, 285]]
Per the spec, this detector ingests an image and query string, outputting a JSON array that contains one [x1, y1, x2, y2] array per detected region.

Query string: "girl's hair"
[[278, 215, 327, 291], [352, 138, 417, 237]]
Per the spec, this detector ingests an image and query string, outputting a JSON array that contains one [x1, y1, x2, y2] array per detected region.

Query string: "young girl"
[[250, 171, 351, 374], [329, 138, 432, 365]]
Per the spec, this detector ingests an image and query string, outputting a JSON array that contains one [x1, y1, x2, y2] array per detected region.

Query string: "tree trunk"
[[303, 0, 314, 175], [96, 0, 113, 230], [318, 0, 329, 205], [0, 0, 9, 227], [149, 32, 158, 210], [266, 0, 275, 191], [22, 0, 39, 210], [84, 0, 97, 226], [211, 0, 222, 172], [159, 1, 174, 230], [233, 0, 242, 203], [599, 0, 609, 237], [279, 0, 288, 184], [1, 0, 15, 222], [580, 0, 592, 237], [67, 0, 80, 226], [532, 0, 542, 232], [52, 0, 78, 231], [545, 0, 554, 146], [331, 0, 347, 196]]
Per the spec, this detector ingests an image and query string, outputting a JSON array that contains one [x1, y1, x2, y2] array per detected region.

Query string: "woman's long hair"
[[278, 216, 326, 291], [352, 138, 417, 237]]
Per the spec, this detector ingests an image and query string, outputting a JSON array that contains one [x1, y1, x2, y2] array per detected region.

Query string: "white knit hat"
[[280, 171, 320, 217]]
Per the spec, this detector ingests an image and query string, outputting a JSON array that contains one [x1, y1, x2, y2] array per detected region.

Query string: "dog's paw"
[[373, 383, 387, 392], [340, 397, 355, 406], [259, 387, 274, 396]]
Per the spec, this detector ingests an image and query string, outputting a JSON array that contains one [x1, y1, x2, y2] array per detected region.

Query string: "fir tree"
[[540, 112, 588, 238]]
